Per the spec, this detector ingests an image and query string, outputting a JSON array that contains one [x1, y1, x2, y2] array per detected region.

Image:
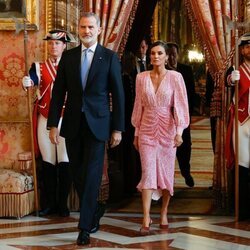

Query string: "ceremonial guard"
[[226, 32, 250, 221], [22, 30, 74, 217]]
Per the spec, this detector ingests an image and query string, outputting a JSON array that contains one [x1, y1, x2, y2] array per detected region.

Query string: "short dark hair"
[[166, 42, 179, 53], [141, 37, 150, 45], [150, 40, 169, 54]]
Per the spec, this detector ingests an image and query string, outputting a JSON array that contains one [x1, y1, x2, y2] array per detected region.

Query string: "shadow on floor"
[[106, 187, 233, 216]]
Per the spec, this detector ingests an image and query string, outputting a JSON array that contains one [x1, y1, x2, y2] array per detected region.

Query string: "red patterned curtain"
[[184, 0, 245, 209], [82, 0, 138, 56]]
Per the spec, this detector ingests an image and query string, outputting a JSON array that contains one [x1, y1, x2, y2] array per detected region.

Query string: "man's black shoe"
[[185, 175, 194, 187], [77, 230, 90, 245], [238, 212, 250, 221], [58, 208, 70, 217], [39, 207, 57, 217]]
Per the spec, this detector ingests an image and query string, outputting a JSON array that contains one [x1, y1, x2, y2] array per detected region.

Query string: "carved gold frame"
[[0, 0, 39, 30]]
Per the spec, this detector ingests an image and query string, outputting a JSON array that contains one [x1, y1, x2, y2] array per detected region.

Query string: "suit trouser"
[[176, 125, 192, 177], [65, 114, 105, 231]]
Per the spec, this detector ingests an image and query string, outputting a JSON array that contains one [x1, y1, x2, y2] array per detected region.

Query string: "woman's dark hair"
[[150, 40, 169, 54]]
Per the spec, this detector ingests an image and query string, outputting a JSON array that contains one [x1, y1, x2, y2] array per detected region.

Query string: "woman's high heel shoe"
[[159, 224, 169, 230], [140, 219, 153, 234], [140, 226, 150, 234]]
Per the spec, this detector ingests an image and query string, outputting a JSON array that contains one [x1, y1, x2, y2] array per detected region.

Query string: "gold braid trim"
[[118, 0, 139, 58]]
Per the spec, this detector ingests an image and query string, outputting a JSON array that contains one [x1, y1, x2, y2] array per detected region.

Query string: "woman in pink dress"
[[131, 41, 189, 233]]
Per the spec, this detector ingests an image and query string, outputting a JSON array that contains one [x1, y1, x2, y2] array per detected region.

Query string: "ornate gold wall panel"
[[46, 0, 80, 40], [0, 1, 46, 168], [246, 0, 250, 32], [152, 2, 159, 42]]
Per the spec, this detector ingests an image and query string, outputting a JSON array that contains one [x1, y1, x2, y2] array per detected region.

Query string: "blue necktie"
[[81, 48, 91, 90]]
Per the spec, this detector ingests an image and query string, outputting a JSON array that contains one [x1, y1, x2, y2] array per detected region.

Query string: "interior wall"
[[0, 0, 46, 168], [157, 0, 195, 60], [246, 0, 250, 31]]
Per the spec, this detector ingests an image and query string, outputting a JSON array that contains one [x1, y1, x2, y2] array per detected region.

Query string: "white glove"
[[22, 76, 33, 88], [231, 70, 240, 82]]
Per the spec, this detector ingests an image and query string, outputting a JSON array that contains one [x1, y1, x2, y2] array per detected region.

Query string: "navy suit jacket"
[[176, 63, 196, 116], [47, 44, 125, 141], [167, 63, 195, 116]]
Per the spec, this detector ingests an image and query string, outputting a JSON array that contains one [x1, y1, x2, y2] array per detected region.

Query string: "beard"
[[79, 36, 96, 46]]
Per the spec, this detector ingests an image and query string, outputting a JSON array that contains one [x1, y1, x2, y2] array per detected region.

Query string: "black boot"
[[58, 162, 72, 217], [39, 162, 57, 216], [239, 165, 250, 221]]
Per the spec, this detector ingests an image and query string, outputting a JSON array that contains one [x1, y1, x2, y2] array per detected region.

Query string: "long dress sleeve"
[[172, 72, 190, 135], [131, 74, 143, 136]]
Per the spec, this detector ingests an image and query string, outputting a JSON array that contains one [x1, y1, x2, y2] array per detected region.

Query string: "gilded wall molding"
[[46, 0, 53, 33]]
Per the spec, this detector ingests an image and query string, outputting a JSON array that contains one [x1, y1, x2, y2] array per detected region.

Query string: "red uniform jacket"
[[225, 63, 250, 169]]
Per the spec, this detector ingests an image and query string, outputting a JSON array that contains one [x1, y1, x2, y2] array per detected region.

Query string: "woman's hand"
[[174, 134, 183, 147], [133, 136, 139, 151]]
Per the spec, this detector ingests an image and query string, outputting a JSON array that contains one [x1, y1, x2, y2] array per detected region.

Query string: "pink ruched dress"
[[131, 70, 189, 200]]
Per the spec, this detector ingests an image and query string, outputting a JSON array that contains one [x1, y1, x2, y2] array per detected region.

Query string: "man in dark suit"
[[135, 38, 149, 73], [166, 42, 195, 187], [47, 12, 125, 245], [122, 39, 150, 197]]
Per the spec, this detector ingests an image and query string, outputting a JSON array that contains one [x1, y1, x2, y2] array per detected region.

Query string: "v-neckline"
[[149, 71, 167, 95]]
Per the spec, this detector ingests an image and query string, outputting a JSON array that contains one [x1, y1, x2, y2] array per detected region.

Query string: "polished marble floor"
[[0, 212, 249, 249], [0, 118, 248, 249]]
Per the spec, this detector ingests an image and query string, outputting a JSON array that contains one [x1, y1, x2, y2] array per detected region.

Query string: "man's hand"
[[231, 70, 240, 82], [22, 76, 33, 90], [110, 131, 122, 148], [49, 127, 60, 145]]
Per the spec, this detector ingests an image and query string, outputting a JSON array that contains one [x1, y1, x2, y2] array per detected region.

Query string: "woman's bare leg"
[[141, 189, 153, 227], [160, 189, 171, 225]]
